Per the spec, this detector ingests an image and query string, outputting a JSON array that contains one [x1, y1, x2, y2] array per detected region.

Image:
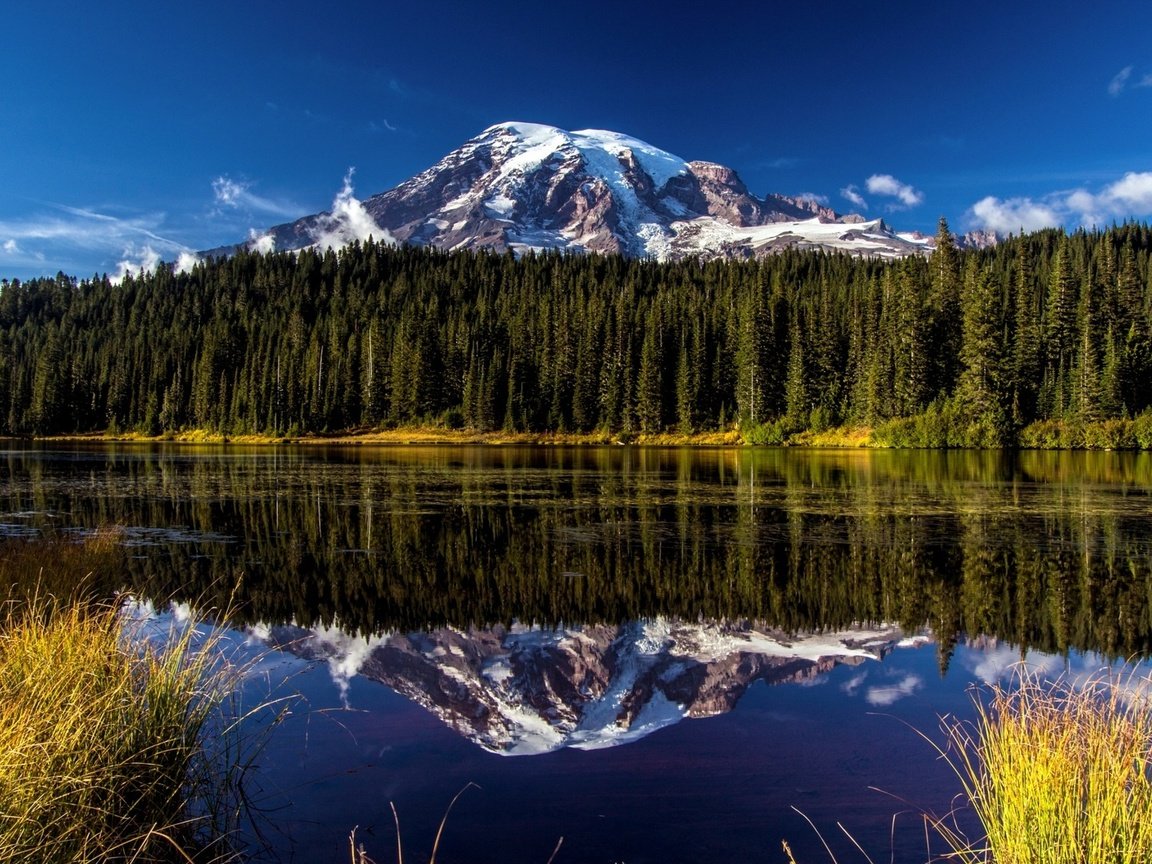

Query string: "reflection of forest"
[[4, 446, 1152, 668]]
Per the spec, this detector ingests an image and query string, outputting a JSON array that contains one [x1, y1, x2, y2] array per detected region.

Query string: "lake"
[[3, 444, 1152, 862]]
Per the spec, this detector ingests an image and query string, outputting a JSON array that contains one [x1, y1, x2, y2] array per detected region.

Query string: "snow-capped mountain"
[[230, 122, 940, 262], [256, 618, 925, 755]]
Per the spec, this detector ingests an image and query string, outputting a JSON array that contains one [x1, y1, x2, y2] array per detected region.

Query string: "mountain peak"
[[236, 122, 936, 262]]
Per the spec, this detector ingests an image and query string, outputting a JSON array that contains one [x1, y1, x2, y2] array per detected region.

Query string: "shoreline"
[[12, 419, 1152, 450], [21, 425, 874, 449]]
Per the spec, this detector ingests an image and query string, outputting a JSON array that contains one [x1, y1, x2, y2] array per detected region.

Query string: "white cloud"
[[968, 195, 1064, 233], [865, 673, 923, 707], [247, 229, 276, 255], [308, 169, 395, 251], [0, 205, 193, 276], [865, 174, 924, 207], [111, 244, 162, 284], [840, 185, 867, 209], [795, 192, 828, 206], [968, 170, 1152, 233], [212, 176, 300, 219], [1109, 66, 1152, 96], [1103, 171, 1152, 211], [175, 251, 201, 274], [1109, 65, 1134, 97]]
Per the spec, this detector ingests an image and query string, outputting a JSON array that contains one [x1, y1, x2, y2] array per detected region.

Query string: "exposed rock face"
[[224, 122, 942, 262], [258, 618, 914, 755]]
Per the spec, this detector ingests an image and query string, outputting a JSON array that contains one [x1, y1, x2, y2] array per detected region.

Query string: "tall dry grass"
[[0, 526, 256, 862], [930, 668, 1152, 864]]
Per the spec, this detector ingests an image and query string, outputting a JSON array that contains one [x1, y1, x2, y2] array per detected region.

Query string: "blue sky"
[[3, 0, 1152, 280]]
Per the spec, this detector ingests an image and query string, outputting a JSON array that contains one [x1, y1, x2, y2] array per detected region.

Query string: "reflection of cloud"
[[841, 671, 867, 695], [865, 674, 923, 706], [961, 648, 1152, 712]]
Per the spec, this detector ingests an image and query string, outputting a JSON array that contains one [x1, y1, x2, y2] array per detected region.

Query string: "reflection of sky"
[[841, 668, 926, 706], [125, 606, 1152, 864]]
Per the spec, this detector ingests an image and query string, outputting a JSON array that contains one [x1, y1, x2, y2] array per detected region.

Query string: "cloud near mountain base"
[[308, 169, 396, 251], [968, 171, 1152, 234]]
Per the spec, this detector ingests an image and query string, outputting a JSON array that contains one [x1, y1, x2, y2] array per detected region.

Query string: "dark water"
[[3, 444, 1152, 862]]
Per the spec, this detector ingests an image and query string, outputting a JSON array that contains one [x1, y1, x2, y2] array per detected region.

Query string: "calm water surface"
[[3, 444, 1152, 862]]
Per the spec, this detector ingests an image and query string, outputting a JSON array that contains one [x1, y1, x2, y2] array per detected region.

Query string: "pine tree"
[[928, 217, 962, 396], [956, 259, 1008, 442]]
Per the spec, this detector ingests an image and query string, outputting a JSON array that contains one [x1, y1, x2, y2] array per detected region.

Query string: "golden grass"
[[0, 592, 245, 862], [784, 426, 875, 448], [929, 668, 1152, 864], [41, 425, 747, 447]]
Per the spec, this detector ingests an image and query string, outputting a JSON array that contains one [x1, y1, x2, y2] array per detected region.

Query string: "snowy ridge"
[[226, 122, 943, 263], [255, 618, 921, 756]]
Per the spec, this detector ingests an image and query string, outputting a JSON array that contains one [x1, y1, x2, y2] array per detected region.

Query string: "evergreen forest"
[[2, 220, 1151, 446]]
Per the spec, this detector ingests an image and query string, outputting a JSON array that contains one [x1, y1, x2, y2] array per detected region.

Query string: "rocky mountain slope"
[[225, 122, 947, 261]]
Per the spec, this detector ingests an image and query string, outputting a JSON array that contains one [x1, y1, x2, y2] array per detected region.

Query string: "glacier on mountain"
[[211, 121, 950, 263]]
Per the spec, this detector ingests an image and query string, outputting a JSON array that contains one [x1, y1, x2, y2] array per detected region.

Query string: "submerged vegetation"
[[931, 671, 1152, 864], [0, 537, 249, 863], [0, 222, 1150, 446]]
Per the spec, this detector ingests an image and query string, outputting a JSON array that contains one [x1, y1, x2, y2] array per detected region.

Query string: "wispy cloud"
[[1109, 65, 1134, 97], [0, 204, 193, 277], [865, 174, 924, 208], [795, 192, 828, 206], [1109, 65, 1152, 97], [865, 673, 923, 707], [760, 156, 800, 170], [840, 184, 867, 210], [967, 170, 1152, 233], [212, 176, 301, 219]]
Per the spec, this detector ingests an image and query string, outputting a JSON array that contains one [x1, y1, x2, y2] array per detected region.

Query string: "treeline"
[[1, 221, 1150, 442]]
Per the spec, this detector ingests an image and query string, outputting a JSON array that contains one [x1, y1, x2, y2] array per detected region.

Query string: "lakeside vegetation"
[[930, 671, 1152, 864], [1, 222, 1150, 447], [0, 536, 248, 862]]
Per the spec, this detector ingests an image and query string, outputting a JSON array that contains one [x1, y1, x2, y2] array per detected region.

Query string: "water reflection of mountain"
[[257, 618, 922, 754], [4, 446, 1152, 667]]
